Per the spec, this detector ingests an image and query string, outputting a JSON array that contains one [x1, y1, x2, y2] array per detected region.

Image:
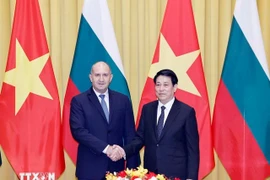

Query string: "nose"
[[159, 85, 165, 91], [100, 75, 104, 81]]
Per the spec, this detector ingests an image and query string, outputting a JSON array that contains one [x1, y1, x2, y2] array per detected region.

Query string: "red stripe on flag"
[[62, 78, 80, 163], [213, 81, 270, 179]]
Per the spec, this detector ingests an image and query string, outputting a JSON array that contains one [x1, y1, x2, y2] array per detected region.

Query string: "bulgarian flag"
[[212, 0, 270, 179], [62, 0, 131, 164], [0, 0, 65, 177], [136, 0, 214, 179]]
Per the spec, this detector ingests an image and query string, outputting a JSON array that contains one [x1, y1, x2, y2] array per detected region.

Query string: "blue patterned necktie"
[[99, 94, 109, 122], [157, 106, 165, 138]]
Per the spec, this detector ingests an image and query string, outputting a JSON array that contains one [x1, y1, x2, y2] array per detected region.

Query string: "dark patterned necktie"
[[157, 106, 165, 138]]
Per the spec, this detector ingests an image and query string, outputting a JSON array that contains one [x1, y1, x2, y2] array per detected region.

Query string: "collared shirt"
[[92, 88, 110, 154], [92, 88, 110, 112], [157, 97, 175, 126]]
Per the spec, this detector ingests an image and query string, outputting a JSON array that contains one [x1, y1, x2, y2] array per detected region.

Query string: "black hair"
[[153, 69, 178, 85]]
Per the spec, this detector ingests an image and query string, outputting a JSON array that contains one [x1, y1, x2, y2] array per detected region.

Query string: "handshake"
[[106, 145, 126, 161]]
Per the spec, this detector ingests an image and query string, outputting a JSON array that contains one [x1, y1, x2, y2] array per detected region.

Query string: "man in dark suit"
[[0, 150, 2, 166], [114, 69, 199, 180], [70, 61, 139, 180]]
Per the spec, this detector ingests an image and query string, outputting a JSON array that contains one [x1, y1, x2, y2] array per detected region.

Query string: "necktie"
[[157, 106, 165, 138], [99, 94, 109, 122]]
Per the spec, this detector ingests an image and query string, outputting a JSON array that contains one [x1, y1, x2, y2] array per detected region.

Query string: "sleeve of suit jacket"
[[70, 97, 107, 154], [123, 97, 140, 168], [0, 150, 2, 166], [186, 108, 200, 179], [124, 105, 146, 158]]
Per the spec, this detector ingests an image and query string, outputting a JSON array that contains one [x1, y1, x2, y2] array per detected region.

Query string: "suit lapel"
[[151, 102, 158, 140], [108, 89, 114, 124], [159, 100, 181, 141], [87, 88, 109, 124]]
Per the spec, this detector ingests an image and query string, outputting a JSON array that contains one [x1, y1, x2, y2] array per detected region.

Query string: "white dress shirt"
[[157, 97, 175, 126], [92, 88, 110, 154], [92, 88, 110, 112]]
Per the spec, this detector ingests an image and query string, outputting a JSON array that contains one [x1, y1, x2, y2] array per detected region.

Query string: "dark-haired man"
[[114, 69, 200, 180], [0, 150, 2, 166]]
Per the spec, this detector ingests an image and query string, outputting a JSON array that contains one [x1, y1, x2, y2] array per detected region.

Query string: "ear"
[[89, 74, 92, 82], [110, 74, 113, 82], [173, 84, 178, 92]]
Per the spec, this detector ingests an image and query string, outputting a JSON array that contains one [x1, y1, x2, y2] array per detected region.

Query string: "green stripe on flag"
[[222, 18, 270, 162], [70, 15, 130, 98]]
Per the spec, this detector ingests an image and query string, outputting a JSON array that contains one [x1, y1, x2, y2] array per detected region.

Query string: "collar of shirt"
[[157, 97, 175, 125], [92, 88, 110, 111]]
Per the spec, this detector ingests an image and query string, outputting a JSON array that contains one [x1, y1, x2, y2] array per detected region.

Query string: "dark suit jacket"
[[124, 99, 199, 179], [0, 150, 2, 166], [70, 87, 139, 179]]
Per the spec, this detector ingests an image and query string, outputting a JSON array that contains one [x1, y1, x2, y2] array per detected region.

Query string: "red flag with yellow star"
[[136, 0, 214, 178], [0, 0, 65, 178]]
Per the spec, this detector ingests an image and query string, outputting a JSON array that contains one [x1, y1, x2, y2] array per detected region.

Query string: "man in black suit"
[[70, 61, 139, 180], [113, 69, 199, 179], [0, 150, 2, 166]]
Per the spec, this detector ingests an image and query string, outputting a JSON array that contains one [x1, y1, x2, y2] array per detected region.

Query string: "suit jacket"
[[0, 150, 2, 166], [124, 99, 199, 179], [70, 87, 139, 179]]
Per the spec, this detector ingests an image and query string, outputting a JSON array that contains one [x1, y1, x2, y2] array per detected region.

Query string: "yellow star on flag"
[[148, 34, 201, 97], [4, 39, 52, 114]]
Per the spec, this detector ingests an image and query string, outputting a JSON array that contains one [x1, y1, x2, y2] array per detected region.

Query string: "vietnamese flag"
[[0, 0, 65, 177], [136, 0, 214, 178]]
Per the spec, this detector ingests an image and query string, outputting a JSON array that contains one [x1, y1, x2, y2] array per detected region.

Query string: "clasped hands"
[[106, 145, 125, 161]]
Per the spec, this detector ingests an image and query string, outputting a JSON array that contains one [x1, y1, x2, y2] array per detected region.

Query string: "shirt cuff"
[[103, 145, 109, 154]]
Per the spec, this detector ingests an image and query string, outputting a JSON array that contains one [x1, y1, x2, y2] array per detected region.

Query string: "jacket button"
[[157, 144, 159, 147]]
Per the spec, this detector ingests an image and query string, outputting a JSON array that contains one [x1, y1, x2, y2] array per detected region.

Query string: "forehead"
[[92, 63, 110, 73], [155, 75, 172, 83]]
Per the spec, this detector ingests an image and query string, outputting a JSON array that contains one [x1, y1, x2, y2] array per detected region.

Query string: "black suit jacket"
[[70, 88, 139, 179], [0, 150, 2, 166], [124, 99, 199, 179]]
